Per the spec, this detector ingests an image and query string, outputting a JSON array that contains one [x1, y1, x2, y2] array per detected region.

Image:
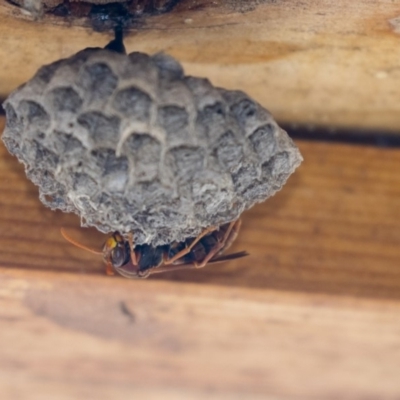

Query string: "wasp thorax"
[[2, 47, 302, 247]]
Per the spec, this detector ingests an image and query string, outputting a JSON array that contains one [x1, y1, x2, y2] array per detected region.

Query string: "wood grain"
[[2, 269, 400, 400], [2, 114, 400, 397], [2, 0, 400, 131], [2, 114, 400, 299]]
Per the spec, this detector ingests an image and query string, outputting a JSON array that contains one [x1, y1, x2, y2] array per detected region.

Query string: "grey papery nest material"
[[2, 47, 303, 245]]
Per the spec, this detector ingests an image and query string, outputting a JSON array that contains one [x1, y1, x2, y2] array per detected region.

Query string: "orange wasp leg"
[[106, 262, 115, 276], [215, 219, 242, 255], [127, 232, 138, 266], [163, 225, 218, 265], [194, 219, 239, 269], [150, 220, 241, 276]]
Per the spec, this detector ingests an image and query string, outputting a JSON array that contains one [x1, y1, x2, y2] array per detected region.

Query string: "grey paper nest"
[[2, 47, 302, 245]]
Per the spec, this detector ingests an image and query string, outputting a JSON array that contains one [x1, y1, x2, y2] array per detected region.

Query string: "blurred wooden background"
[[2, 1, 400, 399]]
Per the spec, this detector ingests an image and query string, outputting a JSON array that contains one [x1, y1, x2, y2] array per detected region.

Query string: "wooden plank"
[[2, 115, 400, 299], [2, 0, 400, 131], [2, 269, 400, 399]]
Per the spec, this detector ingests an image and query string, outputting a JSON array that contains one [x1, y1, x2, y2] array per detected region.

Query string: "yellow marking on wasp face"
[[105, 236, 118, 250]]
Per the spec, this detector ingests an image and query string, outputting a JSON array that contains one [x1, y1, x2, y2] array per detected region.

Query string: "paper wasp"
[[61, 219, 248, 278]]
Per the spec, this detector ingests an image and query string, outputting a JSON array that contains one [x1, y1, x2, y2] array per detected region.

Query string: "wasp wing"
[[208, 250, 249, 264], [149, 250, 249, 275]]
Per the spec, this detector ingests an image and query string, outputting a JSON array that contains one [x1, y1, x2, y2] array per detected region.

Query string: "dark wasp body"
[[103, 219, 247, 278], [61, 220, 247, 278]]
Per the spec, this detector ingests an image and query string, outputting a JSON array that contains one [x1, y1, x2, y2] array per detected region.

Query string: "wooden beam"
[[2, 115, 400, 298], [1, 267, 400, 399], [1, 0, 400, 131]]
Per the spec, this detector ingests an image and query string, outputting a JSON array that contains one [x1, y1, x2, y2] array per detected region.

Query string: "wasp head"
[[103, 232, 130, 269]]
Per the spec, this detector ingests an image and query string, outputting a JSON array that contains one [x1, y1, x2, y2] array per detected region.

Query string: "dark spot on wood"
[[119, 301, 135, 322]]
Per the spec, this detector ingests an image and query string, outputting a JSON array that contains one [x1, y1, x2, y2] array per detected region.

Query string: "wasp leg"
[[138, 269, 151, 279], [216, 219, 242, 255], [106, 262, 115, 276], [193, 220, 238, 269], [149, 220, 239, 276], [164, 225, 218, 265], [147, 263, 196, 275]]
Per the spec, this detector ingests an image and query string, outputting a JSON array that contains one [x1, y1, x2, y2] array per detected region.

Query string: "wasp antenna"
[[60, 228, 103, 255]]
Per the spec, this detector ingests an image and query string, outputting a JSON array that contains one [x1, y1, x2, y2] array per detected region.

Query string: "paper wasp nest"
[[2, 47, 302, 245]]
